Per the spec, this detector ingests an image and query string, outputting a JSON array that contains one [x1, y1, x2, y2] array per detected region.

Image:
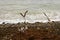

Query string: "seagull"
[[43, 12, 51, 22], [20, 10, 28, 17]]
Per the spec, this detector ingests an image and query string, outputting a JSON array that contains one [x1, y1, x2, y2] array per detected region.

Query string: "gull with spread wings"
[[20, 10, 28, 22]]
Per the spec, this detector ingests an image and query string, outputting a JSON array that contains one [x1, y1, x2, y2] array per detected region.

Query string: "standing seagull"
[[20, 10, 28, 22]]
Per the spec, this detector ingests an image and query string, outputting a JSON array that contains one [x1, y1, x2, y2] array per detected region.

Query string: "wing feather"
[[24, 10, 28, 17], [20, 13, 24, 17]]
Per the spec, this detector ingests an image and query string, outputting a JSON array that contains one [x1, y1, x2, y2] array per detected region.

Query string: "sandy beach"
[[0, 0, 60, 40], [0, 21, 60, 40]]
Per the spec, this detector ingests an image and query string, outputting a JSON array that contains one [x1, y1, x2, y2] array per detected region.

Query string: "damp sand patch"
[[0, 21, 60, 40]]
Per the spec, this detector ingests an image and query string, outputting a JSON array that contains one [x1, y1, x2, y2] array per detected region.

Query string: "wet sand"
[[0, 21, 60, 40]]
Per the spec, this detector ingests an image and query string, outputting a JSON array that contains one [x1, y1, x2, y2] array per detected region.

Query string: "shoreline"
[[0, 19, 60, 24]]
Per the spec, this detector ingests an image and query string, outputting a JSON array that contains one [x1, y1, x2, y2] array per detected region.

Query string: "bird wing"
[[20, 13, 24, 17], [24, 10, 28, 17], [43, 12, 51, 21]]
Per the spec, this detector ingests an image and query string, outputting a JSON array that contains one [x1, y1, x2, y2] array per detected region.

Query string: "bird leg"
[[23, 17, 26, 23]]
